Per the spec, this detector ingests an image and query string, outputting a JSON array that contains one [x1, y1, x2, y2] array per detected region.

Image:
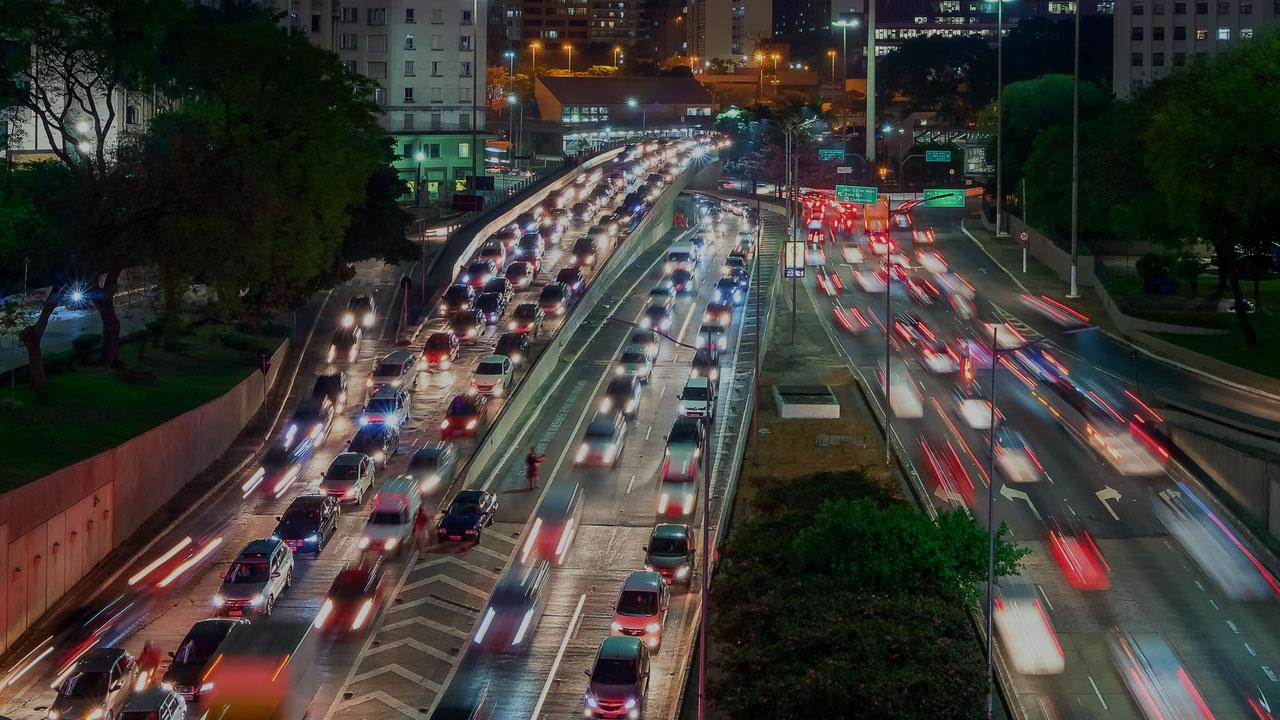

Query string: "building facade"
[[1113, 0, 1276, 95], [685, 0, 773, 60], [519, 0, 638, 46]]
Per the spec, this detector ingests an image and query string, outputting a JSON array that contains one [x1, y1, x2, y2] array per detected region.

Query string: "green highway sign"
[[835, 184, 879, 204], [922, 188, 965, 208], [818, 148, 846, 161], [925, 149, 952, 163]]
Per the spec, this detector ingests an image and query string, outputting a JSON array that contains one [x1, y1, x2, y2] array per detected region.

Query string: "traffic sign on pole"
[[835, 184, 878, 204], [922, 188, 965, 208], [784, 241, 805, 278], [836, 166, 853, 174], [819, 148, 845, 161], [925, 150, 952, 163]]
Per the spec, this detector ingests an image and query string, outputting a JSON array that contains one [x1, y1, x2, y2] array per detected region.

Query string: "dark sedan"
[[450, 309, 483, 341], [348, 424, 400, 467], [539, 283, 571, 316], [495, 332, 532, 365], [328, 325, 362, 364], [271, 494, 339, 555], [316, 558, 386, 634], [439, 284, 477, 316], [462, 260, 497, 289], [162, 618, 248, 701], [437, 490, 498, 543], [475, 292, 507, 325], [555, 267, 586, 295]]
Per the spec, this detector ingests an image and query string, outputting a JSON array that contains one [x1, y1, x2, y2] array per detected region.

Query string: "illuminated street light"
[[529, 40, 542, 76]]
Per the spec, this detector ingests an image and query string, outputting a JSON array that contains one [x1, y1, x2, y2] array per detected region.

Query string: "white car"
[[616, 344, 654, 382], [321, 452, 376, 504], [953, 386, 995, 430], [994, 582, 1065, 675], [470, 355, 514, 396]]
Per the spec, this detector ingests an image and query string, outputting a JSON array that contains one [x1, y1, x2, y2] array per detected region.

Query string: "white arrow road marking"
[[999, 484, 1041, 519], [1096, 486, 1122, 520], [1158, 487, 1182, 510], [1257, 688, 1270, 711]]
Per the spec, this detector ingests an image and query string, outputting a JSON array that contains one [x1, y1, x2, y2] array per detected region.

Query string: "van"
[[359, 477, 421, 556], [611, 570, 670, 650], [664, 241, 697, 272], [678, 376, 716, 421], [523, 482, 585, 565]]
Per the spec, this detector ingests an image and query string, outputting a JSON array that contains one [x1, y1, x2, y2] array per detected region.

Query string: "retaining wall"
[[1004, 215, 1097, 288], [0, 341, 286, 651], [1167, 421, 1280, 542]]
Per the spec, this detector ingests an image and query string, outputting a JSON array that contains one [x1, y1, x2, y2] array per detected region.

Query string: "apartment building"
[[520, 0, 638, 46], [685, 0, 773, 61], [1113, 0, 1277, 95]]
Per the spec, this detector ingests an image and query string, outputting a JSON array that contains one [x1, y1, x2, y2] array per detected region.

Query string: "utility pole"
[[985, 326, 999, 720], [995, 0, 1006, 237], [751, 163, 762, 464], [1067, 0, 1082, 298], [697, 419, 712, 720], [884, 240, 892, 465], [866, 2, 876, 164]]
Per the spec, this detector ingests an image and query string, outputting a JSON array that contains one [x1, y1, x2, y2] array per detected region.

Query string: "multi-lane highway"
[[0, 138, 730, 720], [798, 194, 1280, 720]]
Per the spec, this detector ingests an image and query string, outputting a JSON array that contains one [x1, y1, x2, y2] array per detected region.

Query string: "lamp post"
[[414, 150, 427, 303], [753, 51, 765, 102], [827, 49, 837, 86], [995, 0, 1014, 238], [613, 44, 622, 68], [507, 95, 524, 167], [1068, 0, 1082, 297], [832, 16, 864, 157], [529, 40, 541, 77], [564, 42, 574, 73], [627, 98, 646, 133]]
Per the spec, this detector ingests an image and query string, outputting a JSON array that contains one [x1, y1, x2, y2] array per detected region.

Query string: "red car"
[[441, 393, 488, 439], [422, 332, 460, 371], [314, 558, 387, 634]]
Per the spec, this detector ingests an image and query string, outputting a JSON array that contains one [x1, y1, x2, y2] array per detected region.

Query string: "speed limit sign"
[[1019, 231, 1029, 242]]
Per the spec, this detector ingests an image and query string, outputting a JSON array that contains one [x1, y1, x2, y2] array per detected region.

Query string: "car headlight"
[[249, 594, 265, 607], [357, 537, 370, 549], [385, 538, 398, 551], [611, 621, 624, 632], [646, 622, 661, 633], [624, 697, 638, 710], [47, 710, 60, 719], [600, 398, 612, 413], [615, 366, 625, 375], [341, 314, 354, 328], [373, 451, 386, 462], [585, 692, 598, 708], [213, 594, 225, 606], [359, 416, 370, 426], [86, 710, 104, 720], [465, 418, 478, 430], [676, 564, 691, 579], [200, 681, 215, 693], [306, 533, 320, 543], [575, 444, 588, 463]]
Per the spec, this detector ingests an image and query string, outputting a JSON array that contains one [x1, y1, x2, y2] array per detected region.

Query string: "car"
[[360, 385, 411, 428], [644, 523, 695, 586], [628, 328, 660, 359], [254, 442, 306, 498], [462, 259, 498, 289], [422, 331, 460, 371], [734, 237, 755, 259], [504, 260, 535, 289], [315, 558, 387, 634], [954, 384, 996, 430], [611, 570, 670, 650], [662, 416, 705, 482], [669, 268, 697, 294], [615, 343, 654, 382], [702, 301, 732, 325], [696, 322, 727, 351], [556, 267, 587, 295], [49, 647, 139, 720], [599, 377, 643, 418], [540, 222, 565, 246], [994, 428, 1039, 483], [571, 200, 596, 222], [919, 340, 960, 375], [470, 354, 514, 396], [477, 240, 506, 270], [677, 376, 716, 420], [272, 494, 340, 555], [893, 313, 932, 349], [343, 294, 377, 329], [515, 210, 543, 233], [725, 265, 749, 290], [120, 687, 187, 720], [539, 282, 571, 316], [482, 277, 515, 304], [347, 424, 400, 467], [322, 452, 377, 503], [367, 350, 420, 393], [284, 395, 335, 449], [406, 441, 459, 495], [583, 637, 650, 719], [571, 236, 599, 267], [515, 232, 544, 262], [722, 255, 746, 275], [690, 347, 720, 381], [475, 292, 507, 325], [727, 248, 749, 266], [450, 309, 483, 341], [162, 618, 248, 702], [311, 371, 348, 410], [507, 303, 544, 335], [473, 560, 552, 650], [442, 393, 488, 438], [492, 227, 520, 248], [328, 325, 362, 363], [358, 477, 421, 556], [575, 411, 628, 466], [495, 331, 532, 365], [439, 283, 477, 316], [438, 489, 498, 543], [214, 538, 294, 617], [591, 219, 620, 240], [549, 206, 571, 225], [640, 303, 673, 331]]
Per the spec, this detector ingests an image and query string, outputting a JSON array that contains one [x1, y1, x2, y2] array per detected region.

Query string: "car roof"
[[455, 489, 488, 503], [239, 538, 281, 557], [621, 344, 648, 355], [123, 686, 182, 710], [684, 377, 711, 388], [651, 523, 689, 540], [371, 385, 403, 399], [413, 442, 450, 459], [598, 636, 644, 660], [477, 354, 506, 365], [379, 350, 416, 364], [331, 452, 363, 465], [74, 646, 129, 672], [622, 570, 664, 593], [287, 494, 329, 509]]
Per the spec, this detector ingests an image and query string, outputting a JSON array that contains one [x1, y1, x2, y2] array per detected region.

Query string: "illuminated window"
[[1217, 26, 1230, 38]]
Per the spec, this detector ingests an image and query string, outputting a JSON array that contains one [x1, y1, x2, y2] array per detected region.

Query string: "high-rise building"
[[639, 0, 687, 59], [685, 0, 773, 60], [1113, 0, 1275, 96], [520, 0, 638, 46]]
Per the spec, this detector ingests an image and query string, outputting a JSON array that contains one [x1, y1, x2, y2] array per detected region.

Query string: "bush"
[[71, 333, 102, 358], [219, 331, 255, 352], [259, 320, 293, 338]]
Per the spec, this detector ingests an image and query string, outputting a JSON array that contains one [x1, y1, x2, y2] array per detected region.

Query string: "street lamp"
[[1068, 0, 1082, 297], [507, 94, 524, 167], [502, 49, 516, 120], [529, 40, 542, 77], [753, 51, 766, 102], [563, 42, 574, 73], [613, 44, 622, 67], [413, 149, 427, 302], [627, 97, 646, 133], [831, 16, 861, 144], [995, 0, 1015, 238]]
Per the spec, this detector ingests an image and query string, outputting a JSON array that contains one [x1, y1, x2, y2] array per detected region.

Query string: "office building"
[[685, 0, 774, 60], [520, 0, 638, 46], [1113, 0, 1276, 95]]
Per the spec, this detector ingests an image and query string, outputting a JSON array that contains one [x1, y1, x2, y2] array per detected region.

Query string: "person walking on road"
[[137, 641, 162, 688], [525, 447, 546, 490], [413, 506, 430, 551]]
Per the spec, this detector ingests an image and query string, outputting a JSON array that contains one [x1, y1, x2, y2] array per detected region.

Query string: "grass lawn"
[[1154, 313, 1280, 380], [0, 327, 280, 491]]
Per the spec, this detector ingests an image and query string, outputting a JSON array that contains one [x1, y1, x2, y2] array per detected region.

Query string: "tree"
[[876, 35, 995, 123], [342, 155, 417, 266], [486, 64, 510, 110]]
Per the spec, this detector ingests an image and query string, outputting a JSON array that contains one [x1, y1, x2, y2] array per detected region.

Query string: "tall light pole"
[[833, 14, 869, 162], [753, 51, 765, 102], [1068, 0, 1082, 297], [470, 0, 479, 189], [613, 44, 622, 67], [995, 0, 1013, 238], [507, 94, 524, 167], [627, 97, 646, 133], [529, 40, 541, 78], [564, 42, 574, 73], [414, 150, 427, 303], [831, 17, 859, 94], [827, 49, 837, 87]]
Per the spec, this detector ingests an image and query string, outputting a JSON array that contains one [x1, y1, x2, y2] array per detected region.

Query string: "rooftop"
[[537, 76, 714, 106]]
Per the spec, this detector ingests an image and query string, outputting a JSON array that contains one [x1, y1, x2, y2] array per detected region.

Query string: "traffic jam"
[[800, 188, 1280, 719], [0, 136, 728, 720]]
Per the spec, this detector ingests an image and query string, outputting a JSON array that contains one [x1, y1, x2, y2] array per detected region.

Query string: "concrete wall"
[[0, 340, 286, 653], [1168, 422, 1280, 542], [1005, 215, 1097, 288]]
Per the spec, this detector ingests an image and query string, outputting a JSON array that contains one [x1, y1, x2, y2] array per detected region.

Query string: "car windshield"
[[468, 263, 490, 274], [477, 297, 498, 310], [445, 287, 470, 300], [515, 307, 536, 319], [586, 420, 617, 438], [683, 387, 709, 400], [649, 537, 687, 555], [282, 507, 321, 525], [669, 421, 700, 444], [591, 658, 638, 685], [449, 500, 482, 516], [607, 379, 634, 395], [542, 287, 564, 300], [448, 397, 475, 414], [426, 336, 451, 351], [410, 453, 440, 470], [520, 237, 539, 248], [226, 561, 269, 583], [646, 306, 668, 317], [369, 509, 406, 525], [621, 352, 646, 364], [366, 399, 397, 414], [173, 628, 226, 665], [330, 572, 372, 601], [631, 333, 654, 345], [374, 363, 402, 377], [58, 671, 108, 699], [477, 361, 505, 375], [328, 463, 359, 480], [617, 591, 659, 616]]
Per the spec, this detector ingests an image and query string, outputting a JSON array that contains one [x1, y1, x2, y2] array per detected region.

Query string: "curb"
[[958, 220, 1280, 404]]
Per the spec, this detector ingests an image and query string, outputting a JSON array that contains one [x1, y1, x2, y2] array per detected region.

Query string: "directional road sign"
[[819, 148, 846, 161], [835, 185, 879, 204], [922, 188, 965, 208], [925, 149, 952, 163]]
